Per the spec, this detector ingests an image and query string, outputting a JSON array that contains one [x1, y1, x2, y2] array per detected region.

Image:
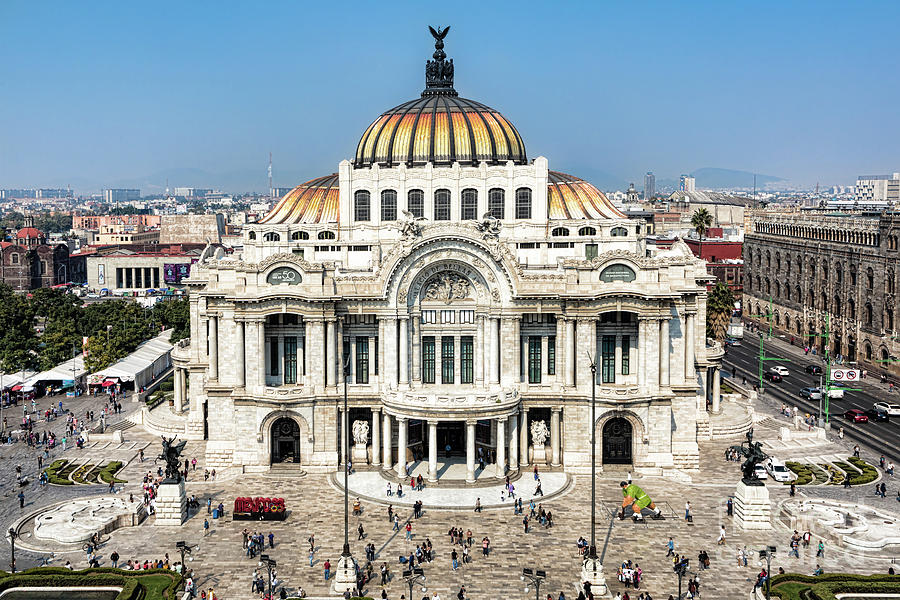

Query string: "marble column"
[[385, 318, 397, 387], [411, 317, 420, 383], [550, 408, 561, 466], [540, 335, 549, 383], [520, 407, 529, 466], [399, 317, 409, 387], [466, 420, 476, 483], [371, 408, 381, 466], [555, 317, 565, 384], [648, 318, 660, 389], [173, 369, 183, 412], [326, 319, 337, 388], [256, 320, 265, 390], [382, 413, 392, 472], [489, 317, 500, 384], [475, 316, 485, 384], [428, 421, 438, 482], [659, 317, 670, 387], [638, 318, 648, 388], [396, 418, 408, 477], [208, 315, 219, 380], [235, 320, 245, 388], [685, 311, 696, 383], [495, 417, 506, 477], [566, 317, 576, 387], [512, 317, 521, 383], [712, 367, 722, 413], [508, 413, 519, 471]]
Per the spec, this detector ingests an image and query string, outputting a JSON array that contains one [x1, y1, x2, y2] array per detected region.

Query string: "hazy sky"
[[2, 1, 899, 192]]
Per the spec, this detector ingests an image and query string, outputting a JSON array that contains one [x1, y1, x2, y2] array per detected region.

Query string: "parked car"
[[765, 458, 793, 482], [799, 387, 822, 400], [874, 402, 900, 416], [770, 366, 790, 377], [805, 365, 824, 375], [753, 464, 769, 480], [764, 371, 783, 382], [843, 409, 869, 423], [725, 338, 741, 347], [865, 407, 890, 422]]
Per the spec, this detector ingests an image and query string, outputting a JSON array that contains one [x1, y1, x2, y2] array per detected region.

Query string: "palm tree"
[[707, 281, 735, 341], [690, 207, 713, 258]]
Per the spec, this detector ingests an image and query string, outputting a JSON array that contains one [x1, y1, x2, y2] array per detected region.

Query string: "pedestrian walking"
[[717, 525, 726, 545], [358, 524, 365, 540], [726, 497, 733, 516], [474, 497, 481, 512], [816, 540, 825, 557], [405, 521, 412, 540], [666, 537, 675, 557], [268, 532, 275, 548], [853, 445, 860, 458], [324, 559, 331, 581], [685, 501, 692, 523], [203, 518, 209, 536], [207, 497, 212, 514], [18, 490, 24, 509]]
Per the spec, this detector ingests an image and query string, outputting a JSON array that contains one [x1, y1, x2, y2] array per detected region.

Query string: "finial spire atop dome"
[[423, 25, 457, 97]]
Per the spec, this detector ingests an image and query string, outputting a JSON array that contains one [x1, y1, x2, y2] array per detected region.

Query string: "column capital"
[[427, 419, 439, 426], [380, 316, 398, 323], [371, 406, 382, 413], [551, 406, 562, 414], [397, 416, 408, 424], [466, 419, 479, 426]]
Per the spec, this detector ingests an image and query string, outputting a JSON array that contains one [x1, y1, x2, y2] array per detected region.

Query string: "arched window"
[[784, 284, 789, 300], [795, 286, 801, 302], [785, 314, 791, 330], [850, 267, 857, 286], [834, 296, 841, 315], [248, 231, 256, 240], [488, 188, 505, 220], [774, 311, 781, 326], [460, 188, 478, 220], [822, 263, 828, 281], [381, 190, 397, 222], [611, 227, 628, 237], [747, 275, 753, 291], [578, 226, 597, 236], [867, 267, 874, 290], [291, 231, 309, 240], [821, 293, 828, 311], [551, 227, 570, 237], [888, 269, 895, 294], [786, 257, 792, 276], [318, 231, 336, 240], [263, 232, 281, 242], [775, 253, 781, 271], [836, 264, 842, 283], [765, 279, 771, 295], [515, 187, 532, 219], [848, 298, 856, 320], [354, 190, 370, 222], [746, 248, 753, 263], [882, 348, 890, 362], [887, 309, 895, 331], [408, 189, 424, 218], [865, 343, 873, 360], [775, 282, 781, 298], [434, 189, 451, 221], [865, 302, 873, 326]]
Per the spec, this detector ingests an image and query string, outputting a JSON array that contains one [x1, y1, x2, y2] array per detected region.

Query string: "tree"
[[691, 207, 713, 258], [707, 281, 735, 341], [152, 298, 190, 343]]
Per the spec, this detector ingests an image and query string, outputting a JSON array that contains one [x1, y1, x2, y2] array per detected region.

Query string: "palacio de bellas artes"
[[170, 28, 723, 482]]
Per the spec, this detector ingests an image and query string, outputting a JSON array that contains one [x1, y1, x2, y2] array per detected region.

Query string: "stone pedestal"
[[531, 445, 548, 465], [332, 553, 358, 594], [352, 443, 369, 464], [580, 556, 607, 595], [734, 480, 771, 530], [154, 480, 187, 527]]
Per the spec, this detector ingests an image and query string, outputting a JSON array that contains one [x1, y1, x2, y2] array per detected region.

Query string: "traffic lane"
[[723, 346, 900, 461]]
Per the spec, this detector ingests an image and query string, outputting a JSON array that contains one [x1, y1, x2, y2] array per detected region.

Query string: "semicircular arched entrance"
[[602, 417, 633, 464], [260, 411, 310, 465]]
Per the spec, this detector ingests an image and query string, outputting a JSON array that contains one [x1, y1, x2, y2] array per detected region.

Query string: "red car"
[[843, 409, 869, 423]]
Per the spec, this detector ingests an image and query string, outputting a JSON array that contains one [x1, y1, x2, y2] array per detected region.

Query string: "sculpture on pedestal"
[[726, 428, 768, 486], [158, 435, 187, 483], [530, 420, 550, 447], [352, 420, 370, 445]]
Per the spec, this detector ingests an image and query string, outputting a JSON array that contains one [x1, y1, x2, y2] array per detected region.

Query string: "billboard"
[[163, 263, 191, 284]]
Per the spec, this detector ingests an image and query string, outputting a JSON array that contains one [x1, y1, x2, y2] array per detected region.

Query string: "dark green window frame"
[[601, 335, 615, 384], [441, 337, 455, 384], [528, 336, 542, 384], [356, 336, 369, 384], [422, 336, 435, 384], [460, 336, 473, 384], [548, 336, 556, 376], [269, 337, 279, 376], [621, 335, 630, 375], [283, 336, 297, 384]]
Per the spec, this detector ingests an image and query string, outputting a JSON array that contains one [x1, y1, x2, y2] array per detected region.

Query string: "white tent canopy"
[[0, 371, 39, 389], [90, 330, 173, 390], [30, 356, 87, 385]]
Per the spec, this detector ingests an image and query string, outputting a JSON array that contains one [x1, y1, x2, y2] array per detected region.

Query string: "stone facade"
[[0, 227, 70, 291], [743, 210, 900, 377]]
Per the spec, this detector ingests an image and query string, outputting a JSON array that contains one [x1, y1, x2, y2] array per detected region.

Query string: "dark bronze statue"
[[158, 435, 187, 483], [424, 25, 456, 94], [725, 428, 769, 486]]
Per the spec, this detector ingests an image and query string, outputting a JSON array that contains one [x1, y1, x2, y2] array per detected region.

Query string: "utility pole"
[[748, 296, 784, 395]]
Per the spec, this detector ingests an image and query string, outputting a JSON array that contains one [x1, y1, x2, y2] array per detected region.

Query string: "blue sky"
[[2, 1, 898, 193]]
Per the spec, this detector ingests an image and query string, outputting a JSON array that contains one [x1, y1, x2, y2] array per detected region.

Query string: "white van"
[[766, 458, 793, 483]]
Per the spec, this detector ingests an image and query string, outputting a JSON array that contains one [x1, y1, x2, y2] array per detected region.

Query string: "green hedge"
[[785, 462, 814, 485], [770, 573, 900, 600], [99, 461, 127, 484], [0, 567, 182, 600], [846, 457, 879, 485], [43, 460, 74, 486], [72, 464, 93, 484]]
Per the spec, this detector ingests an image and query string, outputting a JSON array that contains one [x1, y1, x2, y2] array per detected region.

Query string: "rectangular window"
[[460, 336, 473, 384], [421, 310, 436, 324], [342, 337, 351, 379], [283, 336, 297, 384], [441, 337, 455, 384], [356, 337, 369, 384], [515, 187, 532, 219], [269, 337, 279, 376], [434, 189, 451, 221], [585, 243, 598, 259], [461, 189, 477, 220], [422, 336, 435, 384], [601, 335, 615, 384], [548, 335, 556, 376], [374, 336, 379, 375], [459, 310, 475, 324], [440, 310, 455, 324], [381, 190, 397, 221], [488, 188, 505, 219], [408, 190, 424, 218], [621, 335, 630, 375], [528, 336, 542, 384]]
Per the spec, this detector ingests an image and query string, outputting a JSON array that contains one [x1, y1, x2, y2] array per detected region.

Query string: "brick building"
[[0, 219, 72, 290]]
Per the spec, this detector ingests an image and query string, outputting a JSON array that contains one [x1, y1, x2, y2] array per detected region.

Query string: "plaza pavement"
[[4, 391, 900, 600]]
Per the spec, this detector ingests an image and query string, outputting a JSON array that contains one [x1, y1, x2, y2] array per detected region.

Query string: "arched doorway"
[[271, 418, 301, 464], [602, 418, 632, 465]]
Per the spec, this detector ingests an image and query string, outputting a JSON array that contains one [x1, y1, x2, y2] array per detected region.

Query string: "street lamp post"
[[259, 554, 276, 600], [758, 546, 776, 600], [333, 349, 356, 593], [673, 556, 689, 599], [580, 357, 606, 593], [175, 540, 192, 570], [521, 567, 546, 600], [402, 567, 426, 600], [9, 527, 18, 573]]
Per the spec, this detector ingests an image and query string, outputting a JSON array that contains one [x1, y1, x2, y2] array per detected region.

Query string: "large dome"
[[354, 96, 526, 168]]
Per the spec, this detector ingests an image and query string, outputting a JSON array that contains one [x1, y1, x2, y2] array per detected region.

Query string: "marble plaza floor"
[[5, 394, 900, 600]]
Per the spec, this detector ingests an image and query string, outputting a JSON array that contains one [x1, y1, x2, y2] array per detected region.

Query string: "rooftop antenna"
[[268, 152, 273, 198]]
